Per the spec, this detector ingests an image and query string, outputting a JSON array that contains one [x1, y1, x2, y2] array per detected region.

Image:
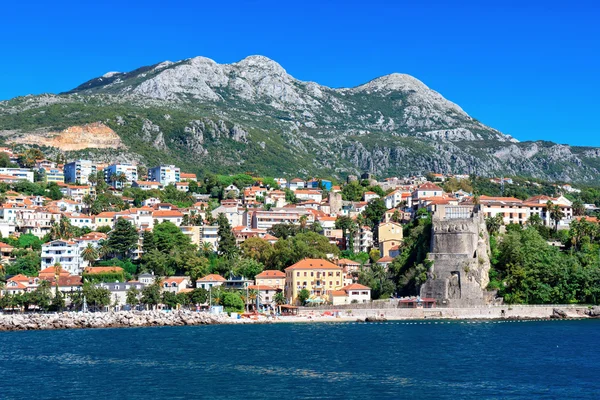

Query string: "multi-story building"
[[255, 270, 286, 290], [284, 258, 344, 305], [41, 240, 85, 276], [41, 167, 65, 183], [378, 222, 404, 258], [104, 164, 138, 189], [147, 165, 180, 186], [64, 160, 96, 184], [200, 225, 219, 252], [0, 168, 34, 182]]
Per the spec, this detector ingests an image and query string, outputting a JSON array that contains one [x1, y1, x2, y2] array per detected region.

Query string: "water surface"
[[0, 319, 598, 399]]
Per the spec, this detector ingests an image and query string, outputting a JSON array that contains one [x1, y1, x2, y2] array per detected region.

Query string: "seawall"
[[0, 310, 259, 331], [299, 305, 598, 320]]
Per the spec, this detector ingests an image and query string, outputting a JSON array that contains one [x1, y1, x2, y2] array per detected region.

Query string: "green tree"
[[297, 289, 310, 305], [240, 237, 273, 265], [233, 258, 264, 280], [161, 291, 179, 309], [82, 243, 99, 265], [189, 288, 209, 305], [221, 291, 245, 313], [217, 213, 237, 259], [341, 181, 364, 202], [107, 218, 139, 258], [126, 286, 140, 306], [335, 216, 357, 253], [140, 281, 162, 309], [273, 291, 286, 305]]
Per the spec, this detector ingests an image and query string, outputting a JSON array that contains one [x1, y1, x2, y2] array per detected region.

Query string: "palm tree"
[[273, 291, 286, 306], [82, 244, 99, 265], [299, 215, 308, 232], [117, 173, 128, 188], [97, 240, 112, 261], [201, 242, 214, 257]]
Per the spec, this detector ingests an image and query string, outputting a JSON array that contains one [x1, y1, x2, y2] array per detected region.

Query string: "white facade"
[[0, 168, 34, 182], [41, 240, 85, 276], [64, 160, 96, 184], [104, 164, 138, 188]]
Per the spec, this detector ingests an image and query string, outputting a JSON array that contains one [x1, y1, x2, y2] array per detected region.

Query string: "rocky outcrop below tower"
[[420, 205, 495, 307]]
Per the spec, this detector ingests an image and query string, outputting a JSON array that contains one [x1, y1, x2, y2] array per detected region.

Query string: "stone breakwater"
[[0, 311, 259, 332]]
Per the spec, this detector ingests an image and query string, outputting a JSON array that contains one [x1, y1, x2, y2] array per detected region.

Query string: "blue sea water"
[[0, 319, 599, 399]]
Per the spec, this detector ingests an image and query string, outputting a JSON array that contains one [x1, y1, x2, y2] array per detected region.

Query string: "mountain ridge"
[[2, 55, 599, 183]]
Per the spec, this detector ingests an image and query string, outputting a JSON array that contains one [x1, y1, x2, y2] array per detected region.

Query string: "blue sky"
[[1, 0, 598, 146]]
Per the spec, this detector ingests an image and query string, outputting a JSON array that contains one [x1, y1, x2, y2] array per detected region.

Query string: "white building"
[[294, 189, 323, 203], [330, 284, 371, 305], [41, 240, 85, 276], [0, 168, 34, 182]]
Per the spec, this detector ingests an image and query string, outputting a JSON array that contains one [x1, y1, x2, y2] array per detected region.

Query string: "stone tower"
[[420, 205, 492, 307], [329, 192, 342, 215]]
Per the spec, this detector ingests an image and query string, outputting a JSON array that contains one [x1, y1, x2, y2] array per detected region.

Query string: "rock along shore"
[[0, 310, 261, 332]]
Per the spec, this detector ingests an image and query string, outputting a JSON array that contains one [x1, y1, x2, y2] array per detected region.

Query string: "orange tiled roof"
[[285, 259, 341, 271], [256, 270, 286, 278], [197, 274, 226, 282], [83, 266, 124, 274]]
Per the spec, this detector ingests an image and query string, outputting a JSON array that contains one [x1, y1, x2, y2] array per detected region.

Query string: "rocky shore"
[[0, 310, 260, 331]]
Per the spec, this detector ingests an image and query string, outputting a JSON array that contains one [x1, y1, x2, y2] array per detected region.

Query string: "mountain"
[[1, 55, 599, 183]]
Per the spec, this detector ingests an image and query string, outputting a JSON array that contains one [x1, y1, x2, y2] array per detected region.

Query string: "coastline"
[[1, 305, 598, 332]]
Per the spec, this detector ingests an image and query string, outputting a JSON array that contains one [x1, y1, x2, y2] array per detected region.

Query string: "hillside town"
[[0, 146, 594, 315]]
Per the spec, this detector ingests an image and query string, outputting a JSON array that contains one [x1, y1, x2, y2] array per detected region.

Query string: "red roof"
[[197, 274, 226, 282], [255, 270, 286, 278], [285, 259, 341, 271]]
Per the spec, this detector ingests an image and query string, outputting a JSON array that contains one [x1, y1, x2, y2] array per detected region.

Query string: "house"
[[376, 256, 394, 268], [364, 191, 380, 202], [196, 274, 226, 290], [378, 221, 403, 258], [384, 190, 412, 210], [152, 210, 184, 226], [294, 189, 323, 203], [64, 213, 95, 230], [247, 284, 281, 307], [138, 273, 157, 286], [287, 178, 305, 191], [162, 277, 189, 293], [95, 212, 117, 228], [412, 182, 444, 201], [0, 167, 35, 182], [336, 258, 361, 273], [284, 259, 344, 305], [0, 242, 15, 264], [255, 270, 286, 290], [223, 184, 240, 197], [66, 185, 91, 202], [142, 197, 162, 207], [96, 281, 145, 309], [330, 283, 371, 305], [180, 172, 197, 182], [132, 181, 162, 191], [175, 182, 189, 192]]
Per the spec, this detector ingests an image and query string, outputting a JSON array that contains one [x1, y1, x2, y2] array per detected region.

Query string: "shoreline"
[[0, 305, 598, 332]]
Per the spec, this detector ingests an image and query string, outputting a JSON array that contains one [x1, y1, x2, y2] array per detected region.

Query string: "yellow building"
[[255, 270, 286, 290], [378, 221, 403, 258], [284, 259, 343, 305], [95, 212, 116, 228]]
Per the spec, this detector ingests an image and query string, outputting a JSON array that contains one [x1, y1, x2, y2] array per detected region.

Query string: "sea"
[[0, 319, 599, 399]]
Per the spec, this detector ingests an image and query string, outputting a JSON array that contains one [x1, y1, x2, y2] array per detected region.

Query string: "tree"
[[18, 148, 44, 168], [221, 292, 245, 313], [82, 284, 111, 311], [154, 221, 193, 254], [359, 263, 394, 299], [234, 258, 264, 280], [217, 213, 237, 259], [299, 215, 308, 233], [363, 198, 387, 228], [108, 218, 139, 258], [572, 200, 585, 216], [162, 291, 179, 309], [546, 201, 564, 232], [50, 216, 76, 240], [141, 282, 162, 309], [297, 289, 310, 305], [142, 249, 175, 277], [189, 288, 209, 305], [273, 291, 286, 306], [142, 230, 156, 254], [485, 215, 504, 235], [240, 237, 273, 265], [126, 286, 140, 306], [335, 216, 357, 252], [341, 181, 364, 202], [82, 244, 99, 265]]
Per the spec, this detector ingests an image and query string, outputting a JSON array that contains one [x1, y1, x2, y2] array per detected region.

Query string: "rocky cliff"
[[0, 55, 599, 182]]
